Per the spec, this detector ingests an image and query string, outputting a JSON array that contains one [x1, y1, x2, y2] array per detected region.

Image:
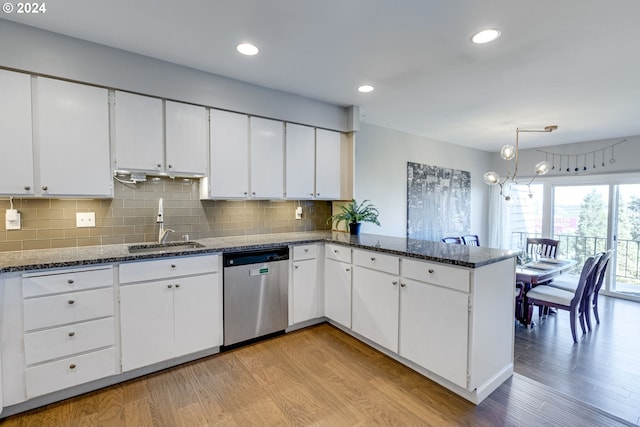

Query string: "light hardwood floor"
[[1, 321, 632, 427]]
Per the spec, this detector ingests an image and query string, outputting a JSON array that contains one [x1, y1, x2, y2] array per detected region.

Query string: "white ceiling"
[[4, 0, 640, 152]]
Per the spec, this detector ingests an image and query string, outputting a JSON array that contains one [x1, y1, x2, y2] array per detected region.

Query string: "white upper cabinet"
[[35, 77, 112, 197], [315, 129, 342, 200], [0, 70, 34, 195], [250, 117, 284, 199], [208, 109, 249, 198], [165, 100, 208, 176], [285, 123, 315, 199], [113, 91, 164, 173], [284, 125, 344, 200]]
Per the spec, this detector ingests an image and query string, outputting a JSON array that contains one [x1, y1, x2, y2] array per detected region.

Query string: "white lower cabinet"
[[290, 245, 321, 325], [399, 277, 469, 389], [324, 258, 352, 328], [119, 254, 222, 372], [21, 266, 116, 399]]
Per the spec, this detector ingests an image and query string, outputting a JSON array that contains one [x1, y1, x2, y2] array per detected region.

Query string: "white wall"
[[355, 124, 493, 240], [0, 20, 351, 132]]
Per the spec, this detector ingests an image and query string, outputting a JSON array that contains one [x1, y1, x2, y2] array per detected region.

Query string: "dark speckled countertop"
[[0, 232, 516, 273]]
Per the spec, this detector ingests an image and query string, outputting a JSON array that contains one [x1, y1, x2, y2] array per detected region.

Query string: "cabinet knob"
[[168, 164, 173, 169], [42, 185, 48, 191], [304, 248, 309, 253], [175, 284, 180, 288], [400, 283, 406, 288], [309, 193, 314, 196], [346, 268, 350, 272], [244, 192, 248, 195], [67, 279, 75, 284], [316, 193, 320, 196], [171, 264, 176, 268], [157, 163, 162, 168], [24, 186, 31, 191], [392, 281, 398, 286], [67, 299, 75, 305], [167, 284, 173, 288], [294, 265, 299, 269], [252, 192, 256, 196], [334, 249, 339, 253], [370, 257, 376, 261], [428, 269, 435, 274], [69, 363, 77, 370], [68, 331, 75, 337]]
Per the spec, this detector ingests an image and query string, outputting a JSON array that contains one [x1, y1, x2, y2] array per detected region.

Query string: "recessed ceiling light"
[[471, 29, 501, 44], [237, 43, 259, 56], [357, 84, 375, 93]]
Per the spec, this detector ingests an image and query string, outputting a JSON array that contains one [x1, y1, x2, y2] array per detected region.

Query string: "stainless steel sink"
[[128, 241, 206, 253]]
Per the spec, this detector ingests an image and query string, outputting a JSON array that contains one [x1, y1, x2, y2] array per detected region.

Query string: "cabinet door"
[[324, 258, 352, 328], [35, 77, 111, 196], [291, 258, 320, 324], [173, 273, 222, 356], [399, 278, 469, 388], [250, 117, 284, 198], [352, 266, 399, 352], [315, 129, 342, 200], [113, 91, 163, 172], [209, 109, 249, 198], [0, 70, 34, 195], [120, 281, 174, 371], [285, 123, 315, 199], [165, 101, 208, 175]]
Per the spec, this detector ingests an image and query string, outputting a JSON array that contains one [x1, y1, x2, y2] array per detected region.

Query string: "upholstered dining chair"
[[442, 237, 462, 244], [526, 237, 560, 260], [461, 235, 480, 246], [525, 254, 600, 343], [549, 250, 612, 330]]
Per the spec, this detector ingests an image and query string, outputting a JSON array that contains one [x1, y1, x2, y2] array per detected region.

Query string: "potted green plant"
[[328, 199, 380, 235]]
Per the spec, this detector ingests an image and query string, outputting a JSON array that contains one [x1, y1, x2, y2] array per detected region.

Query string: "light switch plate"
[[76, 212, 96, 227]]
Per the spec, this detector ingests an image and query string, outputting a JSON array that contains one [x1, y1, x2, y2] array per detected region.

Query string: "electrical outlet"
[[76, 212, 96, 228], [295, 206, 303, 220]]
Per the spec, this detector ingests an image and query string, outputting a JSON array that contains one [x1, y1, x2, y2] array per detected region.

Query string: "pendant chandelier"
[[484, 125, 557, 200]]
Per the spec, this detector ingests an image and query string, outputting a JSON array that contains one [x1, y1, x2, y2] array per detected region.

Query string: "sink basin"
[[128, 241, 206, 254]]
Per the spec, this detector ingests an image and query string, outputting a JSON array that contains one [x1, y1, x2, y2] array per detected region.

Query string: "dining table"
[[516, 257, 578, 326]]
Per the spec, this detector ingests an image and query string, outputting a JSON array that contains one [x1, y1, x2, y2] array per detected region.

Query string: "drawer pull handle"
[[428, 269, 435, 274], [171, 264, 176, 268], [67, 279, 75, 284], [167, 284, 173, 288], [68, 331, 75, 337], [69, 364, 77, 370], [392, 281, 398, 286], [370, 257, 376, 261], [175, 284, 180, 288], [68, 299, 75, 305]]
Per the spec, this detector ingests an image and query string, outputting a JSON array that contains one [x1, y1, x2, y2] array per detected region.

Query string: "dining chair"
[[526, 237, 560, 259], [461, 235, 480, 246], [525, 254, 599, 343], [549, 250, 612, 329], [442, 237, 462, 244]]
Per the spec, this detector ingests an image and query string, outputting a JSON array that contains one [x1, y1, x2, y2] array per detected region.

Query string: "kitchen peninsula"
[[0, 232, 516, 417]]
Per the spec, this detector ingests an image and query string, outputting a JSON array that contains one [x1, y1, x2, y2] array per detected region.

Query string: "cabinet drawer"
[[293, 244, 318, 260], [402, 258, 470, 292], [25, 347, 116, 398], [23, 288, 114, 331], [119, 254, 219, 283], [325, 244, 351, 263], [24, 317, 115, 365], [353, 249, 399, 275], [23, 267, 113, 298]]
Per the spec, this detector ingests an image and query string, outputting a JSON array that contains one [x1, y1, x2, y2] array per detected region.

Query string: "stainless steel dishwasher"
[[223, 247, 289, 346]]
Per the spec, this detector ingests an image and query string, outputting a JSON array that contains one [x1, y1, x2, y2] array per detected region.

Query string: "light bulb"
[[500, 145, 516, 160], [535, 160, 551, 175], [483, 171, 500, 185]]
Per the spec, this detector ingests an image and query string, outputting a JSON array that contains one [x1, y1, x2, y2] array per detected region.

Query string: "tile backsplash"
[[0, 178, 332, 252]]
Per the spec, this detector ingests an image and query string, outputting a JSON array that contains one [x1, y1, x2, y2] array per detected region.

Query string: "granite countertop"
[[0, 231, 516, 273]]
